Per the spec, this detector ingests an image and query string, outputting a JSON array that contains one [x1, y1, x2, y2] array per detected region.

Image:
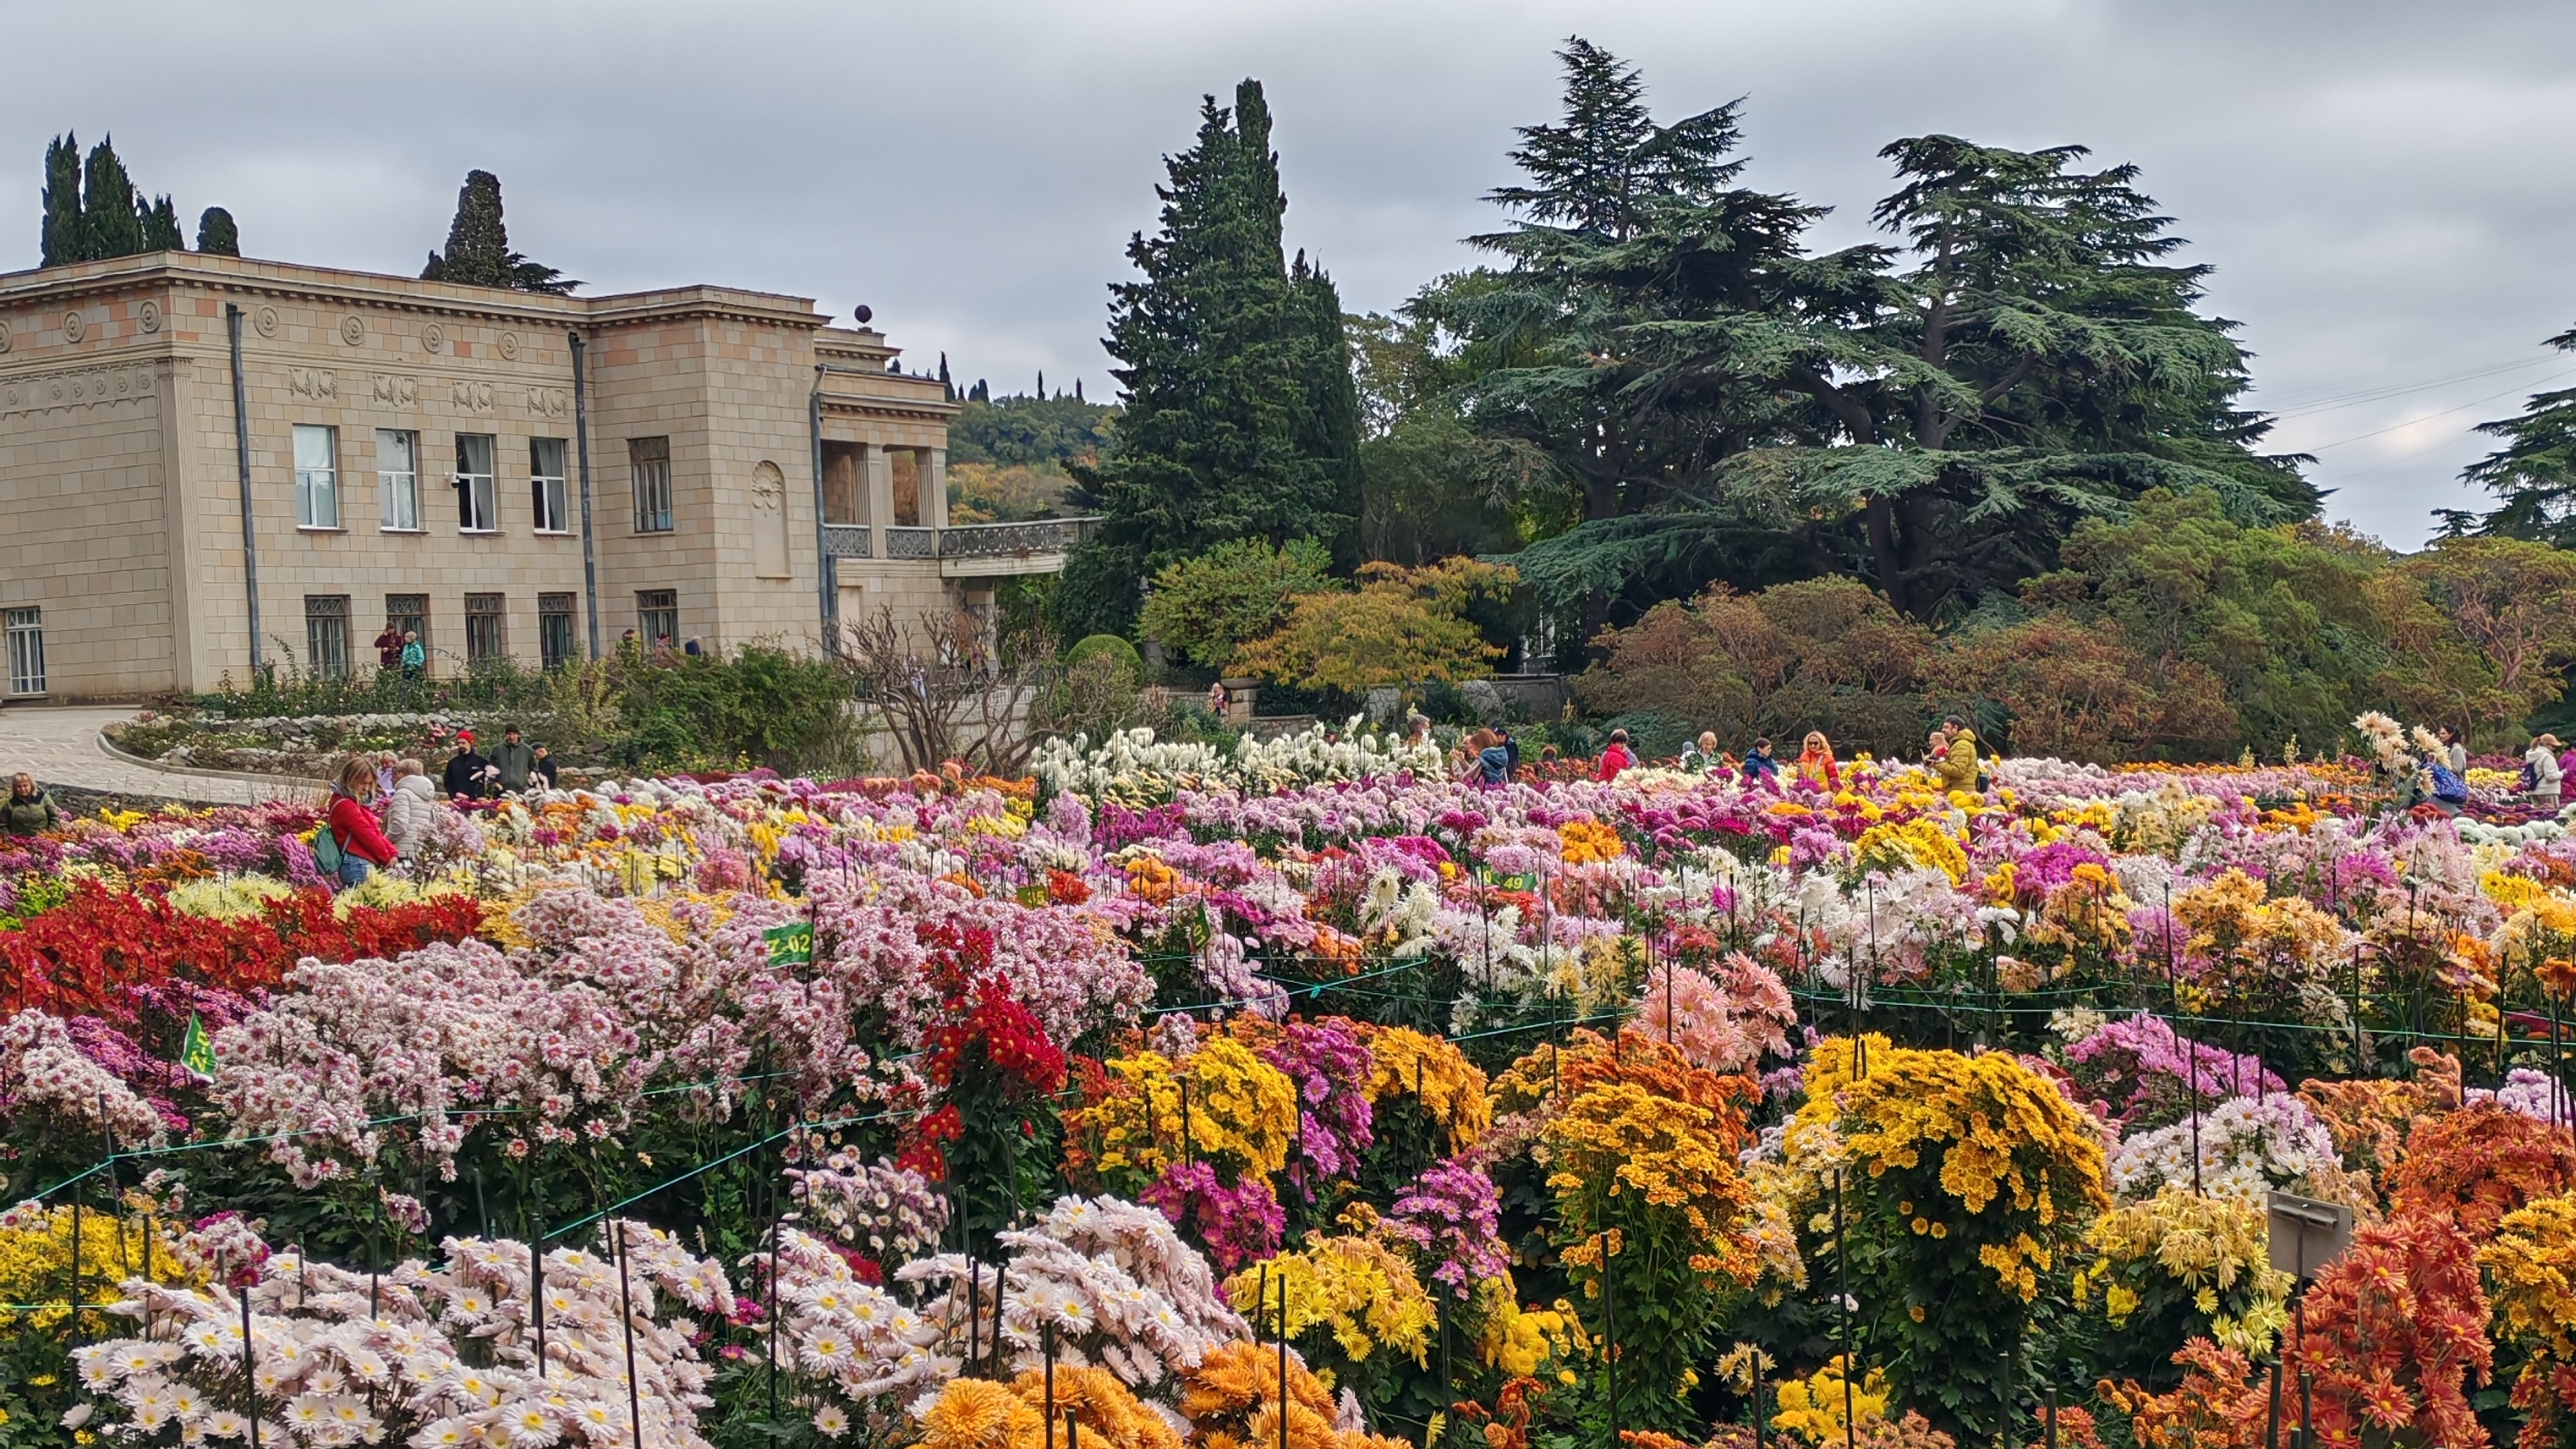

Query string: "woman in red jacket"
[[1596, 727, 1636, 780], [326, 757, 398, 889]]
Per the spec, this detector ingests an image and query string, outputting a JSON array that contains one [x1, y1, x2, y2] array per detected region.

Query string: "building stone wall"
[[0, 252, 1011, 702], [0, 355, 175, 697]]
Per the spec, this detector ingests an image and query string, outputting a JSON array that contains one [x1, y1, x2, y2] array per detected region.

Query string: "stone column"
[[924, 447, 948, 530], [864, 444, 895, 558]]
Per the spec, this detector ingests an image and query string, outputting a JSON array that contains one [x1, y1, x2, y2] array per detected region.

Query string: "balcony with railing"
[[819, 518, 1099, 576]]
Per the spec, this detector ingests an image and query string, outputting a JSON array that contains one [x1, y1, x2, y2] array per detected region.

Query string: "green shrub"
[[615, 645, 860, 776], [1066, 634, 1144, 673], [192, 644, 867, 779]]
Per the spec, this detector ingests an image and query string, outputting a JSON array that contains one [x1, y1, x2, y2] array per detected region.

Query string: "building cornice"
[[820, 375, 959, 421], [0, 252, 829, 332], [821, 396, 963, 424]]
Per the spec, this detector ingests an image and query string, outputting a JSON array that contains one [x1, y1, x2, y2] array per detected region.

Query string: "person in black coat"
[[441, 731, 496, 800]]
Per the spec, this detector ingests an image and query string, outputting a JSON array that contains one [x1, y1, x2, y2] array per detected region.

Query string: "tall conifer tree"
[[80, 137, 145, 260], [422, 170, 512, 286], [196, 207, 240, 256], [141, 195, 185, 251], [1066, 78, 1360, 638], [41, 134, 83, 265], [2461, 327, 2576, 548], [420, 170, 578, 294]]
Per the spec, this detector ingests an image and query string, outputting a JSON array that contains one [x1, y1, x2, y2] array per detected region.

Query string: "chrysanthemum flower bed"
[[5, 715, 2576, 1449]]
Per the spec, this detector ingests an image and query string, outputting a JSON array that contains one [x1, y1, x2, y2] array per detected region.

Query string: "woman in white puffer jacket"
[[382, 757, 441, 860]]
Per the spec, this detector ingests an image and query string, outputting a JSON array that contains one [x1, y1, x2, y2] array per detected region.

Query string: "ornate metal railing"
[[823, 518, 1099, 565], [937, 517, 1099, 559]]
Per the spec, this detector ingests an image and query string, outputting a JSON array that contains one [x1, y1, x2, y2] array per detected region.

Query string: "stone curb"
[[95, 731, 321, 791]]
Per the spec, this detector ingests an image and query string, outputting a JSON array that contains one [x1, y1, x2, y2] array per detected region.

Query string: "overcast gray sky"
[[10, 0, 2572, 546]]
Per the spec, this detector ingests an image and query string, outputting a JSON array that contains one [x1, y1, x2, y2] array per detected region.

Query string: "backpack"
[[1478, 746, 1510, 784], [2427, 761, 2470, 804], [2524, 760, 2543, 793], [310, 808, 345, 874]]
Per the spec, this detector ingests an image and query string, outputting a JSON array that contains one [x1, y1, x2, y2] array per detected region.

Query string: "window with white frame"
[[378, 429, 420, 531], [293, 425, 340, 530], [304, 595, 350, 678], [630, 436, 672, 533], [455, 433, 497, 532], [531, 437, 570, 533], [4, 607, 44, 696]]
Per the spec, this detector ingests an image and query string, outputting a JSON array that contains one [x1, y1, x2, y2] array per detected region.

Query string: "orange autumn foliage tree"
[[1235, 557, 1514, 700]]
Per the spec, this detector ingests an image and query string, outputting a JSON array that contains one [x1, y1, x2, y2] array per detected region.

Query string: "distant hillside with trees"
[[945, 388, 1117, 523]]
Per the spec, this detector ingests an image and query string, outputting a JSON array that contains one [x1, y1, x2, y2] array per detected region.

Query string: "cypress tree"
[[420, 170, 577, 293], [41, 134, 84, 265], [422, 169, 512, 287], [141, 195, 185, 251], [1066, 78, 1359, 637], [1288, 247, 1362, 553], [80, 137, 145, 260], [196, 206, 240, 256]]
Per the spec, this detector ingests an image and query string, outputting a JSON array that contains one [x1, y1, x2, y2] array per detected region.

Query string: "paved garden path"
[[0, 703, 282, 805]]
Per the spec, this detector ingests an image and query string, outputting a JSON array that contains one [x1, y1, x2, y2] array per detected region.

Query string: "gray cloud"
[[10, 0, 2571, 544]]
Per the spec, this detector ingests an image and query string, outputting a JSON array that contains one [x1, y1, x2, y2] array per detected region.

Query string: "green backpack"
[[311, 800, 345, 875]]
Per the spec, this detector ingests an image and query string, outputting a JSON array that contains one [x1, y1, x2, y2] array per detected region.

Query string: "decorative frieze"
[[0, 365, 156, 415]]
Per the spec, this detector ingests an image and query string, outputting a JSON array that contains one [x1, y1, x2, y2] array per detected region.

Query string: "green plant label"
[[765, 921, 814, 968]]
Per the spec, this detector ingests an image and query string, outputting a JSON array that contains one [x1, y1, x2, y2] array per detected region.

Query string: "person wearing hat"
[[2529, 733, 2565, 809], [441, 730, 495, 800], [492, 727, 536, 793]]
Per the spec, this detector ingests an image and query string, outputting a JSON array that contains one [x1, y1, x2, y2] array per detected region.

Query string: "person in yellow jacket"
[[1936, 715, 1982, 793]]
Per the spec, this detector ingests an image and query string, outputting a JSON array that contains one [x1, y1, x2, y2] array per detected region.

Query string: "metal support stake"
[[244, 1286, 260, 1449], [617, 1223, 645, 1449]]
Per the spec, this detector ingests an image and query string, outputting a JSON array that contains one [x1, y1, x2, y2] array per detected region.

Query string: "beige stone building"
[[0, 250, 1088, 701]]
